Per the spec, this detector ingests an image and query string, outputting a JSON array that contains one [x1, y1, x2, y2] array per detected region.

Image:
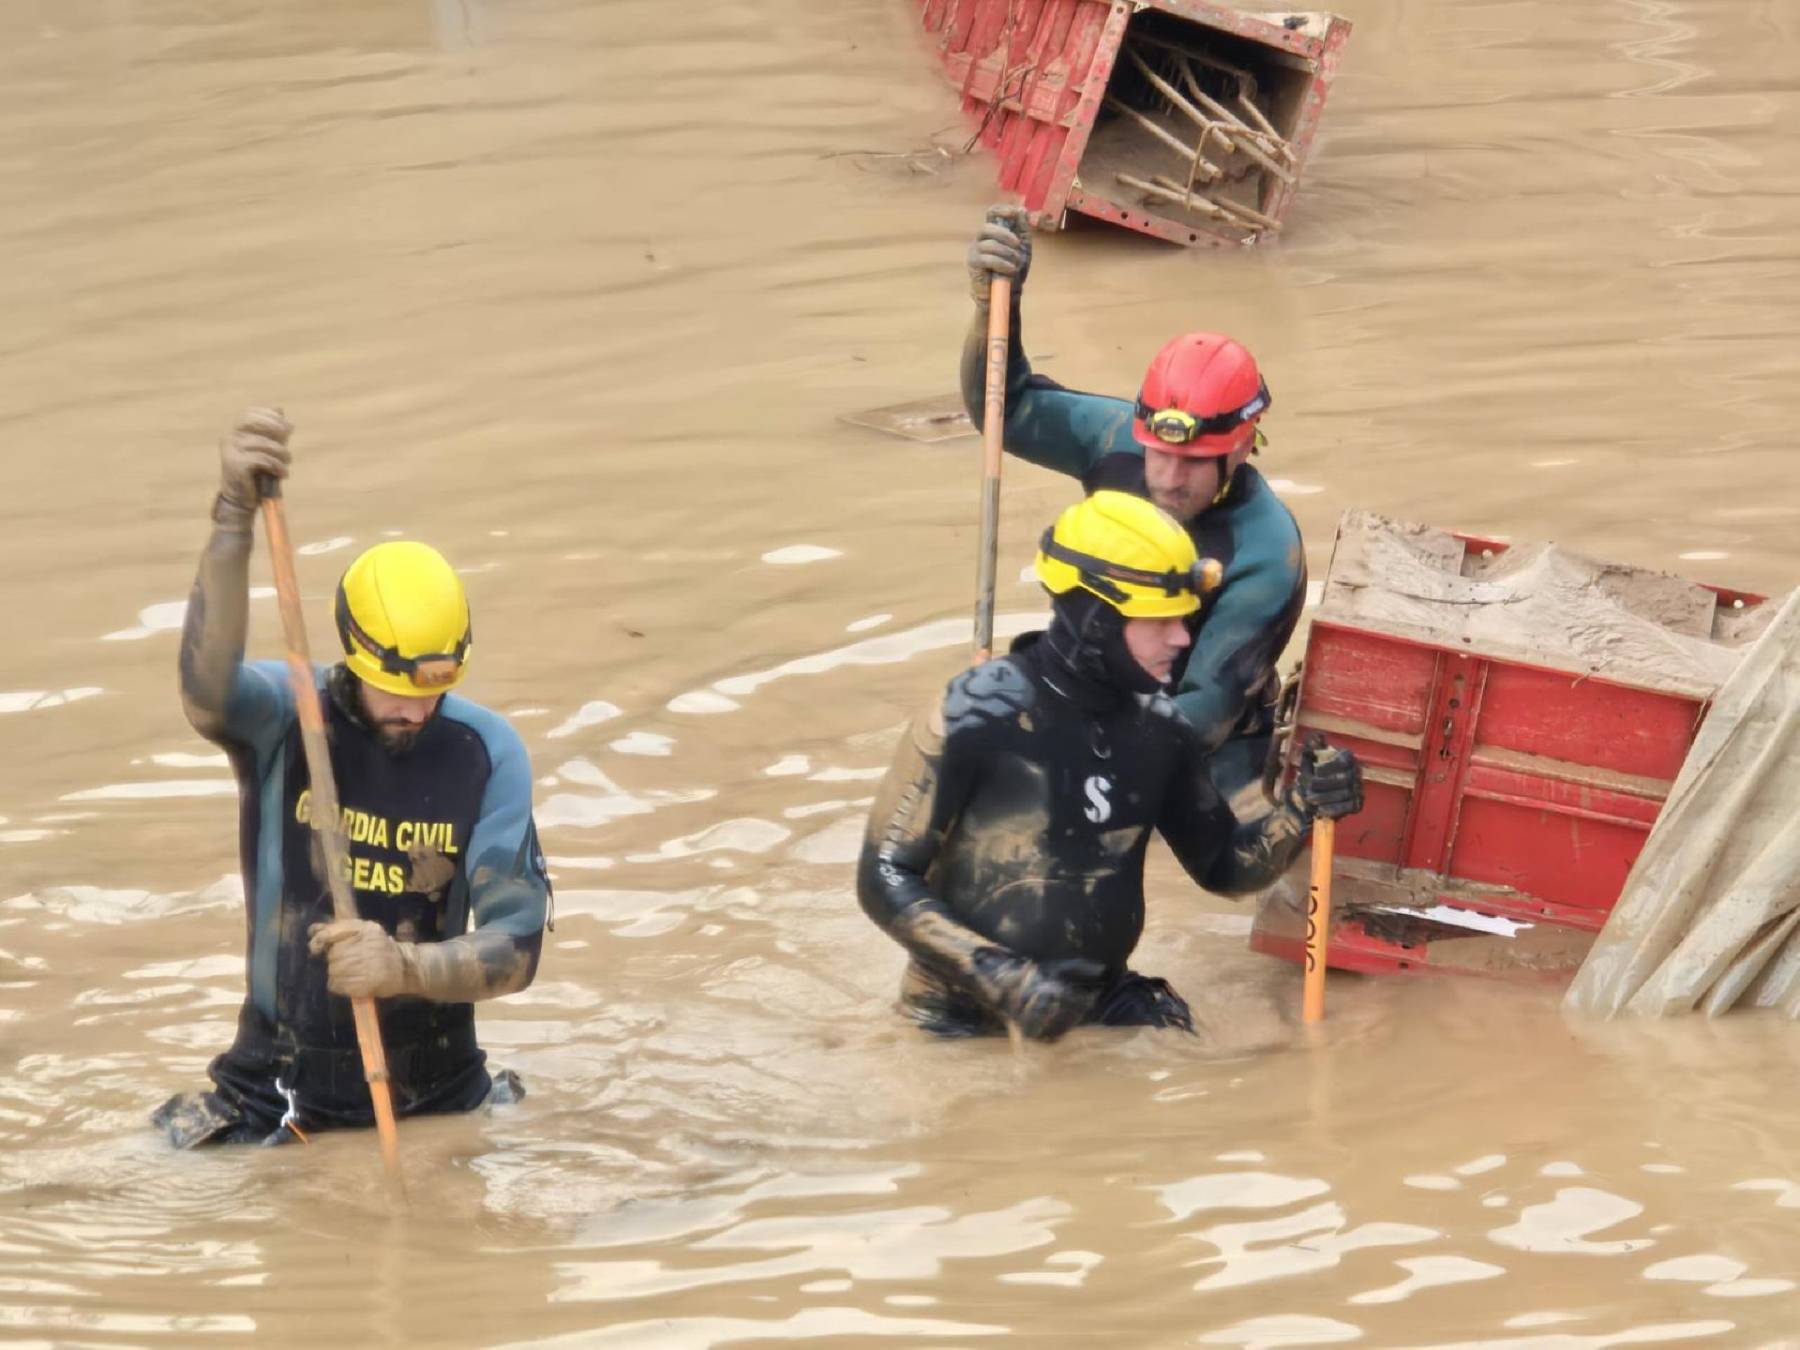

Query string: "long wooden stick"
[[974, 275, 1011, 663], [260, 485, 403, 1176], [1303, 817, 1336, 1024]]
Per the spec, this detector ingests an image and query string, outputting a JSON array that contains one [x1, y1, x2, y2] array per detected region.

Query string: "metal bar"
[[1150, 174, 1280, 230], [1466, 745, 1675, 800], [1102, 96, 1222, 179], [1294, 711, 1426, 752], [1117, 170, 1233, 221], [1174, 59, 1295, 184]]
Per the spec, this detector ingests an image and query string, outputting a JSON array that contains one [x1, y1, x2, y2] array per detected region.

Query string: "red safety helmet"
[[1132, 333, 1270, 457]]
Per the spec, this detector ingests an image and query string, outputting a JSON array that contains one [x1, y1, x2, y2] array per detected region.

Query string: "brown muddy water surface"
[[2, 1, 1798, 1345]]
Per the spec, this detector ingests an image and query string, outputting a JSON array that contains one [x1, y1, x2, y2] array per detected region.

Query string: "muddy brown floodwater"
[[2, 1, 1797, 1346]]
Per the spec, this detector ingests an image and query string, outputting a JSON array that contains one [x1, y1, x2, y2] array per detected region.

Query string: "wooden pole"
[[1302, 817, 1336, 1024], [259, 484, 403, 1177], [977, 271, 1016, 1051], [973, 274, 1011, 663]]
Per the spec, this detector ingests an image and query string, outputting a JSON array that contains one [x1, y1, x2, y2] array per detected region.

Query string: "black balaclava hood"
[[1041, 588, 1164, 703]]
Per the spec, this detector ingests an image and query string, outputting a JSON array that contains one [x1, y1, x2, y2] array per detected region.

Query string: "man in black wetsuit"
[[962, 205, 1307, 796], [857, 491, 1361, 1040]]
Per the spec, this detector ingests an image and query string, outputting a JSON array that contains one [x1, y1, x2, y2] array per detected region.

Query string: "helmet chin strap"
[[1209, 446, 1252, 506], [1211, 465, 1233, 506]]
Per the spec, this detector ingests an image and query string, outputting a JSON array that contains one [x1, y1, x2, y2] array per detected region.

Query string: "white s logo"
[[1083, 775, 1113, 824]]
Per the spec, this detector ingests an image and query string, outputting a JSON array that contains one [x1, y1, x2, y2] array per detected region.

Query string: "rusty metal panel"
[[913, 0, 1351, 246]]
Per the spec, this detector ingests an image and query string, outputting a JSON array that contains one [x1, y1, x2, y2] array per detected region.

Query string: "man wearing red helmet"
[[962, 205, 1306, 795]]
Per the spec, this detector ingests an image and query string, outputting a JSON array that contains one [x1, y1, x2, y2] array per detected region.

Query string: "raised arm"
[[179, 408, 294, 747], [960, 205, 1140, 482]]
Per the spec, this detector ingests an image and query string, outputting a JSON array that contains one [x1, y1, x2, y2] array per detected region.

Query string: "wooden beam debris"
[[1102, 95, 1222, 181], [1116, 171, 1264, 240], [1167, 53, 1296, 185], [1152, 173, 1283, 231]]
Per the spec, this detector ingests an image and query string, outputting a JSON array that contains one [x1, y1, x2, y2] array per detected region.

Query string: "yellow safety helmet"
[[334, 542, 472, 697], [1034, 490, 1218, 619]]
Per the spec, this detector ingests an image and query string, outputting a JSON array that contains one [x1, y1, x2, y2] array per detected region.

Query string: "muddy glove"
[[967, 204, 1032, 307], [216, 407, 293, 518], [1288, 737, 1364, 822], [308, 919, 408, 998], [308, 920, 531, 1002], [971, 950, 1105, 1041]]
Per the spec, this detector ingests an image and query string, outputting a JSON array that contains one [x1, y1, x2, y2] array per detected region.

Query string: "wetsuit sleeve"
[[219, 662, 298, 763], [1158, 716, 1312, 895], [856, 696, 1005, 994], [960, 300, 1140, 480], [179, 507, 296, 764], [403, 713, 548, 1002], [1173, 517, 1306, 750]]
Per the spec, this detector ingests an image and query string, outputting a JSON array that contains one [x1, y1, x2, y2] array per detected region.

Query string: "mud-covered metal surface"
[[1, 0, 1798, 1344]]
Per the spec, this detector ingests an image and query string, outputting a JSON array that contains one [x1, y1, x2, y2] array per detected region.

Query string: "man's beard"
[[376, 722, 424, 755], [1150, 486, 1208, 524]]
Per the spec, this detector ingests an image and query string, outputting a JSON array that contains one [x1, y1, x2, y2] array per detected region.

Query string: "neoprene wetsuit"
[[961, 313, 1307, 757], [857, 632, 1312, 1036], [155, 661, 550, 1145]]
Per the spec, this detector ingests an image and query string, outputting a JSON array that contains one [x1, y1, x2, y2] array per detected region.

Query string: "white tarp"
[[1564, 587, 1800, 1019]]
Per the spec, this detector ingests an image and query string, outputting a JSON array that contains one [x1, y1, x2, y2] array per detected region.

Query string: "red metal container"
[[914, 0, 1351, 246], [1248, 514, 1772, 980]]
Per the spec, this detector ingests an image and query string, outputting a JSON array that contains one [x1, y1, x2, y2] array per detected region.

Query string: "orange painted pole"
[[975, 273, 1016, 1052], [973, 274, 1011, 663], [1302, 816, 1336, 1024], [259, 484, 403, 1178]]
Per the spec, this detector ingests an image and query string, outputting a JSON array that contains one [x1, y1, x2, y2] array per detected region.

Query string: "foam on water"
[[0, 688, 103, 715], [547, 700, 623, 739], [61, 780, 236, 801], [761, 545, 842, 565]]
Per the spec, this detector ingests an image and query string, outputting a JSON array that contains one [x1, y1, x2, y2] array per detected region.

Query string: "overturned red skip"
[[914, 0, 1352, 246], [1251, 511, 1775, 983]]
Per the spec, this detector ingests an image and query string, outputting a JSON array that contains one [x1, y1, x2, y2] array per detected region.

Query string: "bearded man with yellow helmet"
[[153, 409, 549, 1148], [857, 492, 1361, 1041], [963, 205, 1308, 801]]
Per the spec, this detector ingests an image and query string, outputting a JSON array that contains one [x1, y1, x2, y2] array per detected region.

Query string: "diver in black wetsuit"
[[961, 206, 1307, 797], [856, 491, 1362, 1040]]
